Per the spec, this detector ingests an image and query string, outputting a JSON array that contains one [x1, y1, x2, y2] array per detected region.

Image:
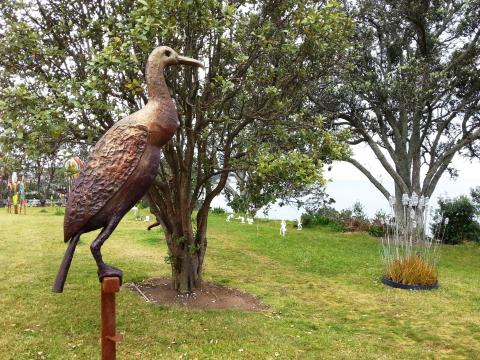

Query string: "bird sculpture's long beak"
[[177, 55, 205, 68]]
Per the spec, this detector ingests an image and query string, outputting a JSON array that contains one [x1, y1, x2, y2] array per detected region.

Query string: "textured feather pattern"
[[64, 123, 149, 241]]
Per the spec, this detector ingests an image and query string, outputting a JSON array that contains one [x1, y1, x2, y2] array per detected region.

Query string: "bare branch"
[[347, 158, 391, 199]]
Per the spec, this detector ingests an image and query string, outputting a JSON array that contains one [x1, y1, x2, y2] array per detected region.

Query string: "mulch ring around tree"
[[125, 278, 266, 311]]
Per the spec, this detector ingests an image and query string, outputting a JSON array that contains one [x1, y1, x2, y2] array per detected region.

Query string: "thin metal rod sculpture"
[[52, 47, 203, 293], [101, 277, 122, 360]]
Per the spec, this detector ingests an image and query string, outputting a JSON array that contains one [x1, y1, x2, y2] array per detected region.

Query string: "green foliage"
[[175, 236, 186, 245], [432, 196, 480, 245], [471, 186, 480, 212], [210, 207, 226, 215], [301, 208, 347, 232], [53, 207, 65, 216], [352, 201, 367, 220], [313, 0, 480, 204], [302, 203, 389, 234], [367, 225, 384, 238], [301, 212, 345, 232], [137, 201, 148, 210], [368, 210, 387, 237], [0, 0, 354, 289], [163, 253, 176, 265], [0, 0, 354, 214]]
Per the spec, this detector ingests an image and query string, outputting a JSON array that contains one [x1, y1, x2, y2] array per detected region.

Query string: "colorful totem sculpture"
[[18, 175, 26, 214], [65, 157, 85, 194], [11, 173, 19, 214], [6, 181, 12, 214], [5, 173, 27, 214]]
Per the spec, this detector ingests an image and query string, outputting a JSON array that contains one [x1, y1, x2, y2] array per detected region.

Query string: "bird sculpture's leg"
[[90, 218, 123, 284], [147, 221, 160, 231]]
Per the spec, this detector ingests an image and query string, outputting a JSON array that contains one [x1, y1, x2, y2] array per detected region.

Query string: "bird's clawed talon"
[[97, 264, 123, 285]]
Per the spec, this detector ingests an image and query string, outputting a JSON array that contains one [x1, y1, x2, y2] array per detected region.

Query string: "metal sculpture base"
[[101, 277, 123, 360]]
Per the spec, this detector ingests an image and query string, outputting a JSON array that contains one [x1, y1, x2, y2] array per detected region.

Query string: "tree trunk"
[[146, 187, 209, 294], [171, 247, 202, 293], [394, 182, 404, 223], [163, 227, 206, 293]]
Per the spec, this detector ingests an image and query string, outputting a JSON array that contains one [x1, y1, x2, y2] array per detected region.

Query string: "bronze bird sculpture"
[[53, 46, 203, 293]]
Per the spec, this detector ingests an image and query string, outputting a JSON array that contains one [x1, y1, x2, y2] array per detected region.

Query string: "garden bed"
[[126, 277, 265, 311]]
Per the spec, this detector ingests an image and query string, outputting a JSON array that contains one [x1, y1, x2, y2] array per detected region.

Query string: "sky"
[[211, 144, 480, 221]]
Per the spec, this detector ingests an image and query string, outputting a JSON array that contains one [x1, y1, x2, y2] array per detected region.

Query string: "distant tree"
[[352, 201, 367, 220], [432, 195, 480, 244], [0, 0, 353, 292], [312, 0, 480, 216], [470, 186, 480, 212], [225, 167, 336, 217]]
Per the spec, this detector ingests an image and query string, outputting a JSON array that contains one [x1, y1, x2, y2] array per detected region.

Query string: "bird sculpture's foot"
[[97, 264, 123, 285]]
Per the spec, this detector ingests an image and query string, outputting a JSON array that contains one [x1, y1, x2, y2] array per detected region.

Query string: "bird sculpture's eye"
[[164, 50, 171, 57]]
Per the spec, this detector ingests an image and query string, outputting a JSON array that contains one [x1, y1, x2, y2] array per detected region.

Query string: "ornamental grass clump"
[[382, 193, 446, 287], [385, 255, 438, 286]]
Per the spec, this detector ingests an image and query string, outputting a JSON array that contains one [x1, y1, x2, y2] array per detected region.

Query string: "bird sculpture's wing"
[[64, 122, 149, 241]]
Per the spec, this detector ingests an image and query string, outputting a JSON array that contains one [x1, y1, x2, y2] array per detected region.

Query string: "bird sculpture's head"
[[148, 46, 204, 69]]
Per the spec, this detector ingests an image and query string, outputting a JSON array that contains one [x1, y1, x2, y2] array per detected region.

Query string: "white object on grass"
[[131, 206, 140, 220], [280, 220, 287, 236], [297, 216, 302, 230]]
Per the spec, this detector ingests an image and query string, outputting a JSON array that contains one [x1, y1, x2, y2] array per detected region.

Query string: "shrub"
[[210, 207, 226, 215], [343, 218, 370, 232], [470, 186, 480, 213], [352, 201, 367, 220], [368, 225, 384, 237], [54, 207, 65, 216], [301, 211, 345, 232], [431, 196, 480, 244], [303, 203, 392, 235], [368, 210, 387, 237], [137, 200, 148, 209]]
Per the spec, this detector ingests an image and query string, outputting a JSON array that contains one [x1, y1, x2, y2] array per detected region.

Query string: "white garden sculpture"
[[297, 216, 302, 230], [131, 206, 140, 221], [280, 220, 287, 237]]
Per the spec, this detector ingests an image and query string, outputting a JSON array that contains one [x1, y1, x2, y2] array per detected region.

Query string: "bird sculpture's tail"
[[52, 233, 81, 293]]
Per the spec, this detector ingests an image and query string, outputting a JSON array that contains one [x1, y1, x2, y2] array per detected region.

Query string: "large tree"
[[0, 86, 68, 202], [313, 0, 480, 214], [0, 0, 352, 292]]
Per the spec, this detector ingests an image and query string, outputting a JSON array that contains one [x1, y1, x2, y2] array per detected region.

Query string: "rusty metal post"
[[101, 277, 122, 360]]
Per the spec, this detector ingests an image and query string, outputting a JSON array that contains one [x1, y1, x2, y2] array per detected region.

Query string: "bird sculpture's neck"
[[145, 62, 179, 144], [146, 63, 171, 101]]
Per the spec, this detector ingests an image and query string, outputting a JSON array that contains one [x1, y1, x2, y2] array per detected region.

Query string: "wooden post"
[[101, 277, 122, 360]]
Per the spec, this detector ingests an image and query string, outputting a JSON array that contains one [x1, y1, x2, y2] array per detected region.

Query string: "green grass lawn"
[[0, 208, 479, 359]]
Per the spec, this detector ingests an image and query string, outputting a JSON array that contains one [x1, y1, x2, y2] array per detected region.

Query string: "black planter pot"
[[381, 276, 439, 290]]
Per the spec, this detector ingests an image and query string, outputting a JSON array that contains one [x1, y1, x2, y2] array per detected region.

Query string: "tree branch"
[[346, 158, 391, 199]]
